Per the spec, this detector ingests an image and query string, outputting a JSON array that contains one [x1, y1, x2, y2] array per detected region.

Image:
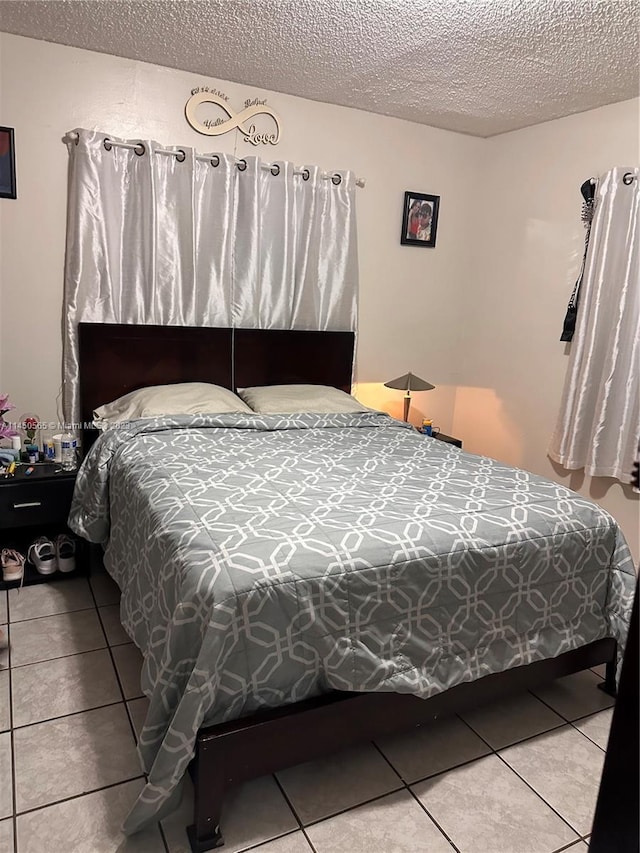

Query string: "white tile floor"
[[0, 571, 614, 853]]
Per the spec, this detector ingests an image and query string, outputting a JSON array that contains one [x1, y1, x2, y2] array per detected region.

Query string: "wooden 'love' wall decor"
[[185, 87, 281, 146]]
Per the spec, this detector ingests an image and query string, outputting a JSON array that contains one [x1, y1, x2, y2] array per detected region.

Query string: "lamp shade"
[[384, 372, 435, 392]]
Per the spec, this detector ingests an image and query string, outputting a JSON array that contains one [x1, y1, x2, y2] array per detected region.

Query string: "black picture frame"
[[401, 191, 439, 247], [0, 127, 17, 200]]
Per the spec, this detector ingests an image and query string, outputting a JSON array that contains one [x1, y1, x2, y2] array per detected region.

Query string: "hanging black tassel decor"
[[560, 178, 596, 342]]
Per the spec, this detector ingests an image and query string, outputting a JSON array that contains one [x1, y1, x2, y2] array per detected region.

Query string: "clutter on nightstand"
[[0, 451, 18, 470], [19, 412, 41, 454], [418, 418, 441, 437], [0, 462, 86, 590]]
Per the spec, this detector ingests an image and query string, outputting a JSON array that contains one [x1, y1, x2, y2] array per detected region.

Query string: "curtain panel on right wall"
[[549, 166, 639, 484]]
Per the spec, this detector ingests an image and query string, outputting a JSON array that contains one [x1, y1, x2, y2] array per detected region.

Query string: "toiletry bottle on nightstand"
[[61, 434, 78, 471]]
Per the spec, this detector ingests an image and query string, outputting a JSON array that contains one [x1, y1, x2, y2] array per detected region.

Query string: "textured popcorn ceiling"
[[1, 0, 638, 136]]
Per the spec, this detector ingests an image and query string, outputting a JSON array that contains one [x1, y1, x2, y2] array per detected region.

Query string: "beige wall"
[[0, 33, 481, 434], [452, 99, 640, 559], [0, 34, 638, 556]]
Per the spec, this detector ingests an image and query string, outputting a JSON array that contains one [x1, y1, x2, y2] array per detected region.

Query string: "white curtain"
[[549, 167, 640, 483], [62, 129, 358, 424]]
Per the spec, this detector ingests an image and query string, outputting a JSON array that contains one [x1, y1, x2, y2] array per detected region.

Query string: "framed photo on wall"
[[0, 127, 16, 200], [401, 191, 440, 247]]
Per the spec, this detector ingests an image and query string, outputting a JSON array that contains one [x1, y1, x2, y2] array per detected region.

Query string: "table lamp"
[[384, 372, 435, 422]]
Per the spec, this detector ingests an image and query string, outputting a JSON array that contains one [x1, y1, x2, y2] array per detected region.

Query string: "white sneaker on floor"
[[27, 537, 57, 575], [55, 534, 76, 573], [1, 548, 25, 583]]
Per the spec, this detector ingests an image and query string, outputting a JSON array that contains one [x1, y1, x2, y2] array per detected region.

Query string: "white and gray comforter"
[[69, 412, 636, 833]]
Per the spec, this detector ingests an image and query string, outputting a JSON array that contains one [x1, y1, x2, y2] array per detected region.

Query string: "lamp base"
[[403, 393, 411, 423]]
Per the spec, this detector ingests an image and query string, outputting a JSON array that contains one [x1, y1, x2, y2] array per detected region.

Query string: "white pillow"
[[93, 382, 252, 428], [238, 384, 368, 414]]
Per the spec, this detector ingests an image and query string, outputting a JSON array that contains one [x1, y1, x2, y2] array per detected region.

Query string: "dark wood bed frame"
[[77, 322, 618, 852]]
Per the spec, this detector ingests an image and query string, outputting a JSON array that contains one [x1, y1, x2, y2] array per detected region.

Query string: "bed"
[[69, 322, 636, 852]]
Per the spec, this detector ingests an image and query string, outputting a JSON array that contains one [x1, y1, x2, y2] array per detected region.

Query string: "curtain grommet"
[[237, 159, 247, 172], [103, 138, 113, 152], [134, 143, 146, 157], [175, 149, 186, 163], [302, 169, 310, 181], [211, 155, 220, 167], [622, 172, 635, 185], [270, 164, 280, 176], [331, 173, 342, 186]]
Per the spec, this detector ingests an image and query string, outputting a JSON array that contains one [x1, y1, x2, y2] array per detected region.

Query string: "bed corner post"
[[186, 740, 225, 852], [597, 642, 618, 698]]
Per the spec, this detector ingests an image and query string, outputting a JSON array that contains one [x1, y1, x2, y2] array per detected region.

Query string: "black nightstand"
[[0, 463, 88, 590], [433, 432, 462, 449]]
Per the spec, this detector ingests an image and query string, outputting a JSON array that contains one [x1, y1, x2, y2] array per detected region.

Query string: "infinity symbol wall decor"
[[185, 91, 281, 145]]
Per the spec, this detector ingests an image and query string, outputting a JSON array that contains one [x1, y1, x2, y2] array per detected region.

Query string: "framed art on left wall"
[[0, 127, 16, 200]]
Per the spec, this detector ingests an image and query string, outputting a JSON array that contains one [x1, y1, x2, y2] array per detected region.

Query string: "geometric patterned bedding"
[[68, 411, 636, 833]]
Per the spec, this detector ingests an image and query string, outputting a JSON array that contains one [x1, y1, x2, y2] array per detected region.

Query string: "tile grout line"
[[456, 709, 568, 752], [8, 580, 164, 851], [5, 582, 607, 852], [271, 773, 319, 853], [567, 720, 608, 754], [87, 580, 151, 779], [527, 686, 613, 752], [272, 709, 598, 853], [373, 730, 494, 789], [10, 646, 140, 725], [5, 575, 116, 623], [368, 702, 606, 800], [368, 740, 404, 784], [240, 828, 316, 853], [570, 707, 614, 724], [271, 735, 462, 853], [298, 829, 318, 853], [7, 578, 111, 668], [528, 682, 614, 726], [494, 744, 588, 841], [405, 786, 462, 853], [274, 768, 462, 849], [407, 717, 489, 853], [456, 713, 588, 843], [9, 632, 134, 670], [526, 687, 575, 724], [456, 705, 568, 753], [7, 602, 96, 625], [273, 768, 416, 838], [9, 643, 110, 670], [298, 788, 406, 830], [13, 774, 146, 819], [86, 577, 170, 853], [551, 839, 589, 852], [370, 738, 462, 853], [6, 617, 18, 853], [11, 696, 136, 732], [156, 820, 171, 853]]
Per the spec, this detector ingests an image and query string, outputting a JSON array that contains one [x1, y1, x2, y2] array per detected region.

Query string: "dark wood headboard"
[[234, 329, 354, 392], [78, 323, 355, 445]]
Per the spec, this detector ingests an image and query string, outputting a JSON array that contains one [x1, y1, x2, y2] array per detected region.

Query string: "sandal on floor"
[[1, 548, 25, 583]]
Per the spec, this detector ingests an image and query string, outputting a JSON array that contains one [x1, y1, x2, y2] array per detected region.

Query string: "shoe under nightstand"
[[0, 463, 89, 590]]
